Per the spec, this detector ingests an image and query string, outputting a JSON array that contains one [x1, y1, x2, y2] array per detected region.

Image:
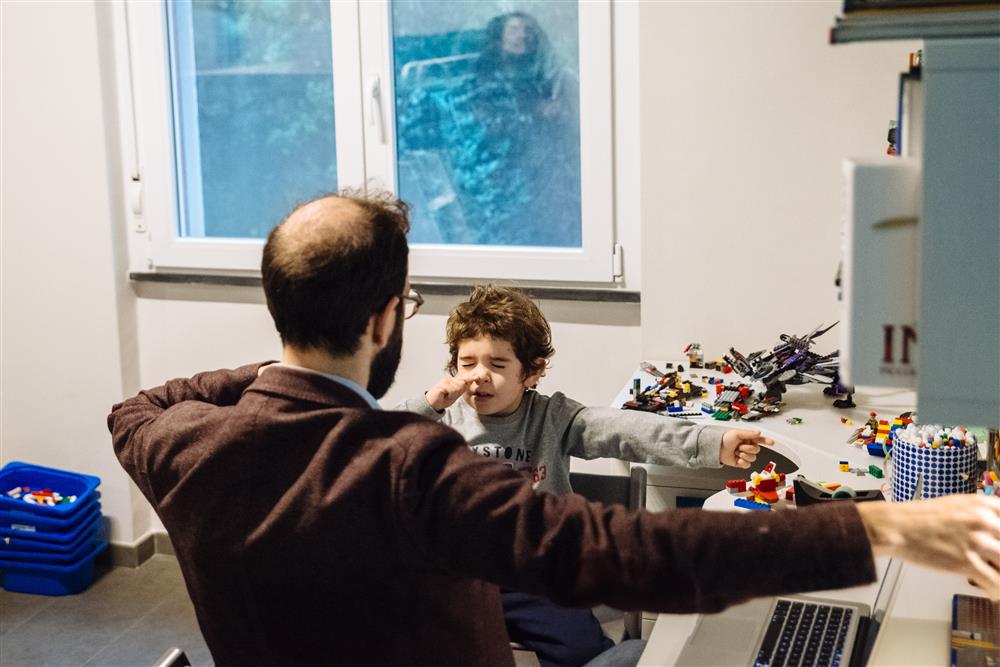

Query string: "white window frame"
[[116, 0, 623, 284], [118, 0, 365, 273]]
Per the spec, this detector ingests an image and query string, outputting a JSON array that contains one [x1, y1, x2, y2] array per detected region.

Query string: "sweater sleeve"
[[107, 363, 266, 483], [393, 423, 876, 615], [560, 398, 724, 468], [394, 394, 446, 421]]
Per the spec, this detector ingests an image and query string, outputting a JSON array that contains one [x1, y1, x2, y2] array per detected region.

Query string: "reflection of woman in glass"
[[478, 12, 565, 116], [397, 11, 581, 247]]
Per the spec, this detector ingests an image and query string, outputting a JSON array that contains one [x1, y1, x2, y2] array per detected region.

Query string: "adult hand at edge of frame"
[[857, 494, 1000, 601]]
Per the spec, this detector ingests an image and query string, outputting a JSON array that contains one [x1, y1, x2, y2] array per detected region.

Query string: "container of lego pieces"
[[0, 494, 101, 534], [890, 425, 978, 501], [0, 531, 104, 566], [0, 462, 101, 517], [0, 509, 103, 552], [0, 540, 107, 595]]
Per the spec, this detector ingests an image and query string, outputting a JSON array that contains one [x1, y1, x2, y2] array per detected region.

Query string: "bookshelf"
[[832, 9, 999, 427]]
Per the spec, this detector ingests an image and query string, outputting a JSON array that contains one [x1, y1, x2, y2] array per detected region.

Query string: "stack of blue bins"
[[0, 461, 107, 595]]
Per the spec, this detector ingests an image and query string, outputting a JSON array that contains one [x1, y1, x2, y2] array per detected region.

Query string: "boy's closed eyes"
[[441, 336, 544, 417]]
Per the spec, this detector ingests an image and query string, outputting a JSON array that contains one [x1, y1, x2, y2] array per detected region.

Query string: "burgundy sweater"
[[108, 363, 876, 666]]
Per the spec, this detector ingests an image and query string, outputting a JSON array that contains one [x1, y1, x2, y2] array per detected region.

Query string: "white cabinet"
[[834, 12, 999, 427]]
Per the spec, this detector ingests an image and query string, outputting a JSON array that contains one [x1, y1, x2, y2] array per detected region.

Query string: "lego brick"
[[734, 498, 771, 511]]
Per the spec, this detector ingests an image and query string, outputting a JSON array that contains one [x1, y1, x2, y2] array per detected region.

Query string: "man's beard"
[[367, 311, 403, 399]]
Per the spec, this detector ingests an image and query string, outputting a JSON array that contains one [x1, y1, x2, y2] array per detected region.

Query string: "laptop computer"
[[676, 558, 904, 667]]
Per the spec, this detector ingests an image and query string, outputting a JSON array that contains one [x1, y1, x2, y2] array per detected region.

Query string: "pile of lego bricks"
[[724, 461, 792, 511]]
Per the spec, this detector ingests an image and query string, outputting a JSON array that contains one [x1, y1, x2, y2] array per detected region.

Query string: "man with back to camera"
[[109, 189, 1000, 666]]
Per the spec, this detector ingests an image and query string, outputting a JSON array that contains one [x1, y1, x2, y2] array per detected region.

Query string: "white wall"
[[129, 284, 640, 412], [639, 1, 920, 361], [1, 1, 149, 542]]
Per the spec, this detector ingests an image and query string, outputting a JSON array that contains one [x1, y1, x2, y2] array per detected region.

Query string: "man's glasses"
[[401, 289, 424, 320]]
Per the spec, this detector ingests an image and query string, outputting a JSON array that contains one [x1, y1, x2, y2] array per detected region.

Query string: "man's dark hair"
[[261, 189, 410, 356]]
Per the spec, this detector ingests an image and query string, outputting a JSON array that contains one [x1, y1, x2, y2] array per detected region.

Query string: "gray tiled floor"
[[1, 555, 211, 667], [1, 556, 624, 667]]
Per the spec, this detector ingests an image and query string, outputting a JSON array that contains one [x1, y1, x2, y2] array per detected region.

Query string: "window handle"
[[129, 175, 143, 217], [367, 75, 386, 144]]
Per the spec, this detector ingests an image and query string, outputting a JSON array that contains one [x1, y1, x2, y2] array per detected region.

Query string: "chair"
[[511, 466, 650, 664], [152, 647, 191, 667], [569, 466, 648, 641]]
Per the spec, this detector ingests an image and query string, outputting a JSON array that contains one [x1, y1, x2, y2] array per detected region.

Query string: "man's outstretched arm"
[[107, 363, 268, 474], [858, 495, 1000, 599]]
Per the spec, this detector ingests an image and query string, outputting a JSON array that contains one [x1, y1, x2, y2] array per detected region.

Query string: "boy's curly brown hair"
[[446, 285, 554, 381]]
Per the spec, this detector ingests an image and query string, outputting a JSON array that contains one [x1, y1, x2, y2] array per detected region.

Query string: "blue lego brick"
[[734, 498, 771, 511], [866, 442, 891, 457]]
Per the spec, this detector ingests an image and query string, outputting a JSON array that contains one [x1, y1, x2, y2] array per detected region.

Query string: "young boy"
[[397, 284, 770, 667]]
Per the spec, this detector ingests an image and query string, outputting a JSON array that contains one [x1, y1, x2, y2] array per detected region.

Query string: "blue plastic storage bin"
[[0, 494, 101, 533], [0, 461, 101, 517], [0, 534, 105, 565], [0, 515, 104, 554], [0, 503, 101, 544], [0, 540, 107, 595]]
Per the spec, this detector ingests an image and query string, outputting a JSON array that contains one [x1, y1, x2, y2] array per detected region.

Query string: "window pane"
[[392, 1, 581, 248], [168, 0, 337, 239]]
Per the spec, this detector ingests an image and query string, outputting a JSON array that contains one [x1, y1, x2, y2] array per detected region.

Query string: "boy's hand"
[[720, 429, 774, 469], [425, 376, 473, 411]]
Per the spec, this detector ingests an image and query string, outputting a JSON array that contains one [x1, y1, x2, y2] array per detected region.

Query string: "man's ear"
[[523, 358, 547, 388], [370, 297, 400, 350]]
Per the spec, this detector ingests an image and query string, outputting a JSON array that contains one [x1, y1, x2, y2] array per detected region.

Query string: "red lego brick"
[[757, 478, 777, 492]]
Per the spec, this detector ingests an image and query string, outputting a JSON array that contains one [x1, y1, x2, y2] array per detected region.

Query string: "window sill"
[[128, 272, 640, 303]]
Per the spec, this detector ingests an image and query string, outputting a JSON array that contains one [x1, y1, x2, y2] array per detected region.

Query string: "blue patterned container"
[[890, 435, 977, 502]]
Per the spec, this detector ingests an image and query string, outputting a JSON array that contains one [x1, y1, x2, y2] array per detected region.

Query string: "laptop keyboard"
[[754, 599, 854, 667]]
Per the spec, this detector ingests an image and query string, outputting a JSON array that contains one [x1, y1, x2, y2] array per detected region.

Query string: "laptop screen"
[[853, 558, 905, 667]]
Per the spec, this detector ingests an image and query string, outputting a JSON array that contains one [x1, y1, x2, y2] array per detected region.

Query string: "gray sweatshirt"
[[397, 391, 724, 495]]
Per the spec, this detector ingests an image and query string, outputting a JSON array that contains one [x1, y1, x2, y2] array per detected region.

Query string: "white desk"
[[610, 363, 983, 667]]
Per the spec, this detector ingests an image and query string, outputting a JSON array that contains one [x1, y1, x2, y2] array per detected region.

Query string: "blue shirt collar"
[[262, 362, 382, 410]]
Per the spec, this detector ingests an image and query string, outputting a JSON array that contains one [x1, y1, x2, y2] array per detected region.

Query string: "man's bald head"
[[262, 190, 410, 356]]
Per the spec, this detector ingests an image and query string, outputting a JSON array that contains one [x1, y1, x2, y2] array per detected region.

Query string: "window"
[[118, 0, 617, 282], [392, 2, 581, 248], [167, 1, 339, 239]]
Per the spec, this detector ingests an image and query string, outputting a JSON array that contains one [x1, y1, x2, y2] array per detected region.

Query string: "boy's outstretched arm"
[[562, 397, 769, 469], [562, 398, 720, 468]]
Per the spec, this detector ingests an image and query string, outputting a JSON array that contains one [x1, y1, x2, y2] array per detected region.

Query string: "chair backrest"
[[569, 467, 647, 512], [568, 466, 648, 640]]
